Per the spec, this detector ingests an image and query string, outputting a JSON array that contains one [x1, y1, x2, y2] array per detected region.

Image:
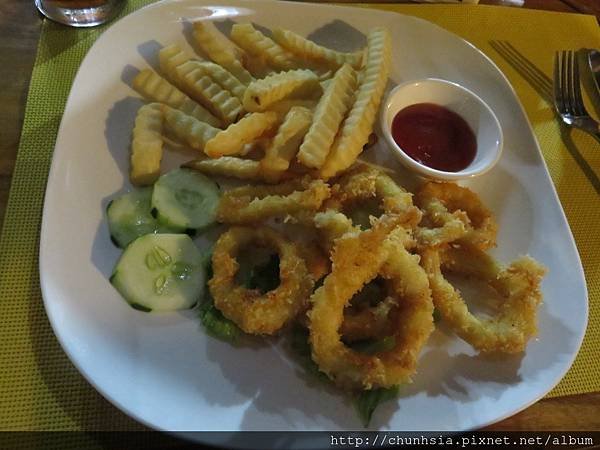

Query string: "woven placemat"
[[0, 0, 598, 437]]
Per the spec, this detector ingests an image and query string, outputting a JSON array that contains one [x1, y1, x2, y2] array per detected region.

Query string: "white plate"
[[40, 0, 588, 437]]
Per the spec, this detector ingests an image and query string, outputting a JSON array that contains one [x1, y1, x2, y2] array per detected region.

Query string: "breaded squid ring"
[[341, 295, 398, 343], [296, 239, 330, 283], [420, 243, 546, 353], [297, 290, 398, 343], [216, 176, 330, 224], [415, 182, 498, 249], [312, 208, 414, 322], [313, 210, 360, 253], [312, 209, 403, 344], [326, 163, 422, 230], [210, 226, 313, 335], [296, 214, 395, 343], [308, 218, 434, 390]]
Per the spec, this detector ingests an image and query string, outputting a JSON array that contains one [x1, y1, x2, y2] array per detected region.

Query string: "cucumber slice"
[[107, 188, 176, 248], [111, 234, 205, 311], [151, 168, 220, 231]]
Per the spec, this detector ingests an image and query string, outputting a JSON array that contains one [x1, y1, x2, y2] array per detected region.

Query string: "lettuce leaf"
[[354, 385, 400, 427], [198, 294, 241, 343], [198, 250, 241, 343]]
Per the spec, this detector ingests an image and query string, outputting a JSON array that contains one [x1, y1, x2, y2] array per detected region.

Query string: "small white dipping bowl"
[[380, 78, 503, 181]]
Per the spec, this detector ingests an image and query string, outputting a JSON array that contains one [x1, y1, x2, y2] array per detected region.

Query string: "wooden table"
[[0, 0, 598, 434]]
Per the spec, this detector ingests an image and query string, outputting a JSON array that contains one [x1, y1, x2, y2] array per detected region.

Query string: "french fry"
[[260, 106, 313, 182], [158, 44, 197, 85], [164, 54, 246, 111], [192, 21, 254, 85], [266, 99, 318, 116], [320, 28, 391, 179], [297, 63, 357, 169], [317, 69, 334, 82], [204, 111, 279, 158], [242, 56, 275, 79], [158, 57, 240, 124], [192, 61, 246, 102], [130, 103, 163, 186], [230, 23, 299, 71], [183, 156, 262, 181], [181, 64, 243, 125], [132, 69, 221, 128], [159, 59, 241, 124], [243, 69, 321, 112], [272, 28, 364, 69], [162, 105, 219, 152]]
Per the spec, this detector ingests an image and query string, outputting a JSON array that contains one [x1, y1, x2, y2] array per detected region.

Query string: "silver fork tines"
[[554, 50, 600, 141]]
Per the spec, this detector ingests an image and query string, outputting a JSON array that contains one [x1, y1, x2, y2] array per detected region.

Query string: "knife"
[[588, 50, 600, 94], [585, 49, 600, 117]]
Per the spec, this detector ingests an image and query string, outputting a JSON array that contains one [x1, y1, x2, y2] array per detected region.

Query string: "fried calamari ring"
[[299, 212, 395, 343], [341, 294, 398, 343], [210, 226, 313, 335], [308, 219, 434, 390], [216, 176, 330, 224], [420, 243, 546, 353], [415, 182, 497, 249], [296, 239, 330, 282], [310, 164, 420, 253], [295, 275, 397, 344], [326, 163, 422, 230], [313, 210, 359, 253]]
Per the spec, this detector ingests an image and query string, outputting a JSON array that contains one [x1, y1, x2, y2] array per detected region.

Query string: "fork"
[[554, 50, 600, 143]]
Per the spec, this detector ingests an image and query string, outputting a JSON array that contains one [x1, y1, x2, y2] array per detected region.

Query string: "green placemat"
[[0, 2, 158, 433], [1, 0, 598, 437]]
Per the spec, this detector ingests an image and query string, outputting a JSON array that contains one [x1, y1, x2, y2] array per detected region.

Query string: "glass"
[[35, 0, 126, 27]]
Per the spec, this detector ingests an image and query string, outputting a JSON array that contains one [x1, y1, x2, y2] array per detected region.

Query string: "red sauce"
[[391, 103, 476, 172]]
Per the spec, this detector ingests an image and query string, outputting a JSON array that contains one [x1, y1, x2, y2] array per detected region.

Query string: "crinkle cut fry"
[[216, 176, 331, 224], [180, 63, 243, 125], [260, 106, 313, 183], [132, 69, 222, 128], [192, 20, 254, 85], [230, 23, 299, 71], [420, 243, 546, 353], [162, 105, 219, 151], [158, 44, 195, 85], [319, 28, 391, 179], [272, 28, 364, 69], [204, 111, 279, 158], [243, 69, 321, 112], [209, 226, 313, 335], [183, 156, 262, 181], [195, 61, 247, 101], [130, 103, 163, 186], [309, 218, 434, 390], [296, 63, 357, 169]]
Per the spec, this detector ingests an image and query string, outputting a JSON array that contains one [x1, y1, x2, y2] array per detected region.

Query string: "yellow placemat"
[[0, 1, 598, 435]]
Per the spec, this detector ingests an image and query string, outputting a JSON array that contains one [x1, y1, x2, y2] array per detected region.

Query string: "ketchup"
[[391, 103, 476, 172]]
